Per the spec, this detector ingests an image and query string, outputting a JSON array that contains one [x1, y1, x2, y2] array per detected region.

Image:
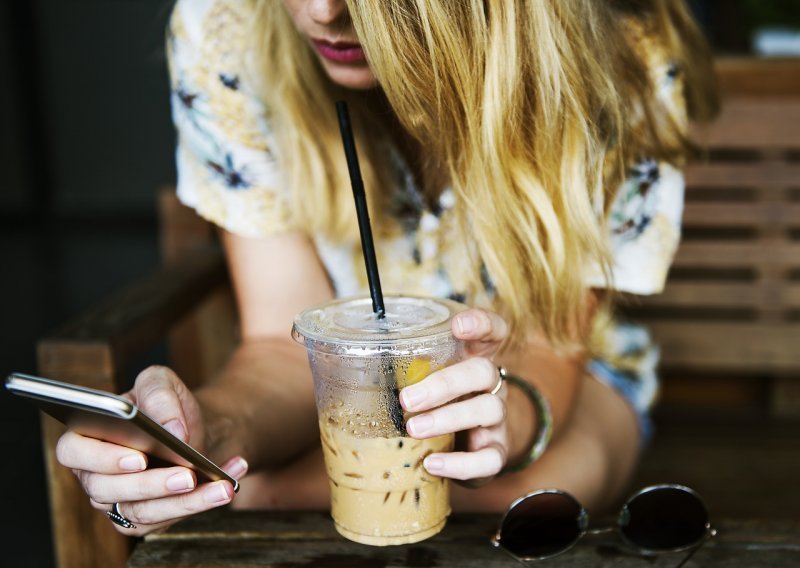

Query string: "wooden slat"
[[685, 163, 800, 190], [694, 98, 800, 150], [36, 342, 115, 389], [716, 56, 800, 97], [645, 321, 800, 372], [167, 288, 238, 390], [43, 244, 226, 344], [129, 509, 800, 567], [36, 243, 229, 568], [657, 375, 764, 408], [40, 416, 130, 568], [41, 244, 228, 378], [787, 284, 800, 306], [632, 282, 800, 309], [672, 242, 800, 269], [158, 187, 216, 263], [159, 189, 237, 389], [38, 349, 130, 568], [682, 202, 800, 227]]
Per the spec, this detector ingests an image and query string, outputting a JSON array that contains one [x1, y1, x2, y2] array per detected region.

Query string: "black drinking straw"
[[336, 100, 386, 318]]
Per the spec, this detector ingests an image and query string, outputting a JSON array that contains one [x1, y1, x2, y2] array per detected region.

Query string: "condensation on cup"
[[292, 295, 466, 545]]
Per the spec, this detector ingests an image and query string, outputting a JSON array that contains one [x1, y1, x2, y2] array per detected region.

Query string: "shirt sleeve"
[[167, 0, 295, 238], [585, 23, 689, 296], [588, 159, 685, 295]]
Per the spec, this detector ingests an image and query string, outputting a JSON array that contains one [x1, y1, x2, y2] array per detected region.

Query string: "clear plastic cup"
[[292, 295, 466, 546]]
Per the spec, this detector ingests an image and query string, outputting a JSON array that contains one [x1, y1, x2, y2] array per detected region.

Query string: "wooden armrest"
[[37, 242, 228, 391], [34, 243, 228, 568]]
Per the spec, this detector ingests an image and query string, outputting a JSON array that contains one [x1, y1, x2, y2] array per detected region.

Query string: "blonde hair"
[[253, 0, 390, 240], [253, 0, 717, 347]]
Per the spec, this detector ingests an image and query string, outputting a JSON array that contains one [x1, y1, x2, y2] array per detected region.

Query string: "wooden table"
[[129, 509, 800, 567]]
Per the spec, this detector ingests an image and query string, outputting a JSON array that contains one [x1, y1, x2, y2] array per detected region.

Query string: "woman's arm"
[[196, 228, 335, 470], [499, 290, 599, 467], [396, 291, 600, 487], [450, 292, 641, 512], [54, 226, 336, 534]]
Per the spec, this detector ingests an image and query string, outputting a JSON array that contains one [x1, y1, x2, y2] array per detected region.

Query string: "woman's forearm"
[[501, 290, 598, 465], [500, 340, 586, 468], [195, 336, 319, 470], [452, 374, 639, 513]]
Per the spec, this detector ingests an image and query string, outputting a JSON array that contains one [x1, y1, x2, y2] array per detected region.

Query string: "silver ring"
[[106, 502, 136, 529], [490, 367, 506, 395]]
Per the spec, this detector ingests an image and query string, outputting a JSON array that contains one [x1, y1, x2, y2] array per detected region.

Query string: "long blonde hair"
[[253, 0, 717, 347]]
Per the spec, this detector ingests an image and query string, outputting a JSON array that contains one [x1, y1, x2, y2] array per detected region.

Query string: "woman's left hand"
[[399, 308, 509, 484]]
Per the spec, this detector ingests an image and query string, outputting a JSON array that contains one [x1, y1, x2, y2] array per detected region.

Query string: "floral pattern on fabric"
[[167, 0, 690, 426], [167, 0, 292, 238]]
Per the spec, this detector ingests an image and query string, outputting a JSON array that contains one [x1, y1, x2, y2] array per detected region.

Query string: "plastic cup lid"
[[292, 295, 466, 355]]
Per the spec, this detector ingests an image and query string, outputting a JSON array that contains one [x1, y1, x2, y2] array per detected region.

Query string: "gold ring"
[[490, 367, 506, 395]]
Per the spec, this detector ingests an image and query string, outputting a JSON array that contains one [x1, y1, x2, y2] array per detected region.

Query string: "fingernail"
[[166, 471, 195, 492], [163, 419, 187, 442], [204, 482, 233, 504], [407, 414, 434, 436], [401, 386, 428, 410], [457, 315, 476, 334], [226, 457, 248, 479], [424, 455, 444, 474], [119, 454, 146, 472]]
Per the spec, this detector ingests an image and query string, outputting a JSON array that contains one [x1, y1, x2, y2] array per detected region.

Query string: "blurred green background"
[[740, 0, 800, 29]]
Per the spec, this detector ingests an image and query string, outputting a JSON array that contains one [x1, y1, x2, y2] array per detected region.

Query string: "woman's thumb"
[[132, 366, 189, 442]]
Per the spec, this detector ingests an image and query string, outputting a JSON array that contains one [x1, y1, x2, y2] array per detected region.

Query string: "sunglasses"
[[491, 484, 715, 566]]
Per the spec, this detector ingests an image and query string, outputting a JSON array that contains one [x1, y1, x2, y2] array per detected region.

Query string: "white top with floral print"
[[167, 0, 690, 419]]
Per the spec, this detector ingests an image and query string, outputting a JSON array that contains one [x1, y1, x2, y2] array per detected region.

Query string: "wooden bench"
[[35, 57, 800, 568], [621, 57, 800, 416], [623, 56, 800, 528]]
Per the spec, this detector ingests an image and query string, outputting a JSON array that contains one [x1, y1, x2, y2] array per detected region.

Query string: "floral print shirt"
[[167, 0, 689, 415]]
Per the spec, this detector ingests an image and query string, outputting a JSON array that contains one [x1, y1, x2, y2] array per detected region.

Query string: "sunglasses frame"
[[491, 483, 715, 563]]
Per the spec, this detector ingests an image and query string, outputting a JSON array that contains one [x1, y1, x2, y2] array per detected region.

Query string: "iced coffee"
[[293, 296, 465, 545]]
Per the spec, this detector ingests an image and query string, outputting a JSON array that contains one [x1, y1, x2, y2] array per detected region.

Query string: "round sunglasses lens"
[[619, 486, 708, 551], [499, 492, 584, 559]]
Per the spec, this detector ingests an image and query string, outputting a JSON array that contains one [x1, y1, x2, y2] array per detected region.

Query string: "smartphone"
[[5, 372, 239, 492]]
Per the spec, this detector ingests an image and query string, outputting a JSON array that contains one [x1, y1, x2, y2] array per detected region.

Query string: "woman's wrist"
[[499, 369, 553, 474], [504, 373, 538, 466], [195, 385, 246, 464]]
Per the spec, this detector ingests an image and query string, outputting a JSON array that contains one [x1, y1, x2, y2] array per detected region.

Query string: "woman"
[[56, 0, 717, 535]]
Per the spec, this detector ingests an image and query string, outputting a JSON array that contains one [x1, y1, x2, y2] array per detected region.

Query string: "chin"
[[324, 63, 379, 91]]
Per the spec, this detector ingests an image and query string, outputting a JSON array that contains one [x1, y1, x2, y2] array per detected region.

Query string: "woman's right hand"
[[55, 366, 248, 536]]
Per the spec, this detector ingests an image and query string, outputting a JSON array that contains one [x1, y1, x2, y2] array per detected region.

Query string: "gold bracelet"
[[498, 368, 553, 475]]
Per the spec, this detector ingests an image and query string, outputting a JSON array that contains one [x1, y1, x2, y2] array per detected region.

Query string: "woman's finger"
[[452, 309, 509, 355], [56, 431, 148, 474], [114, 481, 234, 527], [133, 366, 191, 442], [422, 444, 506, 480], [406, 393, 505, 439], [400, 356, 500, 412], [77, 466, 197, 505], [221, 456, 249, 480], [89, 498, 174, 536]]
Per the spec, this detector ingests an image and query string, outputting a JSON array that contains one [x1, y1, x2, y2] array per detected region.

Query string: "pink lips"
[[312, 39, 366, 64]]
